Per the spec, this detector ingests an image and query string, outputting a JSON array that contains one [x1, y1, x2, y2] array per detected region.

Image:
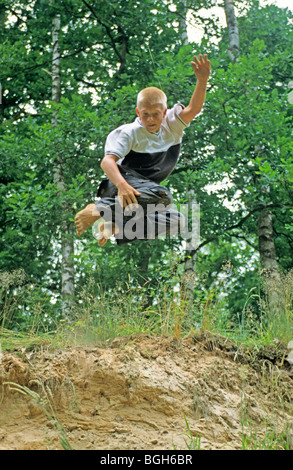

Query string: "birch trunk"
[[183, 246, 197, 305], [52, 13, 75, 316], [258, 208, 281, 314], [177, 1, 197, 305], [258, 209, 280, 278], [178, 0, 189, 46], [223, 8, 281, 315], [224, 0, 240, 61], [254, 150, 281, 313]]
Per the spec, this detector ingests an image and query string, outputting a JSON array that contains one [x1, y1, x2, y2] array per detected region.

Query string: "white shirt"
[[104, 103, 189, 183], [105, 103, 189, 158]]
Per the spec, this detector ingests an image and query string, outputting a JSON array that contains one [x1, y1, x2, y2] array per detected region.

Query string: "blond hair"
[[136, 87, 167, 110]]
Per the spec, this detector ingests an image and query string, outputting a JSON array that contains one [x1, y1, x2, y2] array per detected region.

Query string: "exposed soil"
[[1, 332, 293, 450]]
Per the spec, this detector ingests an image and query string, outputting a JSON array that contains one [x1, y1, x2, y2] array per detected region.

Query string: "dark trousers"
[[96, 172, 184, 245]]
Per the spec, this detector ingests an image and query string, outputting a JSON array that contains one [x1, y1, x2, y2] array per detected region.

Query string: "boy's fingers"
[[126, 193, 142, 211], [124, 201, 138, 213], [123, 194, 136, 209], [124, 195, 132, 207], [118, 194, 123, 207], [130, 194, 139, 207], [125, 203, 136, 213], [193, 53, 209, 64], [129, 189, 141, 207], [118, 186, 141, 210]]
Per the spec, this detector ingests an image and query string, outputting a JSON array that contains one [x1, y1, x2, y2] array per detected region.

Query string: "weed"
[[173, 415, 201, 450], [240, 390, 293, 450], [0, 269, 26, 329], [241, 422, 293, 450], [182, 415, 202, 450], [261, 270, 293, 342], [69, 279, 158, 343], [4, 380, 73, 450]]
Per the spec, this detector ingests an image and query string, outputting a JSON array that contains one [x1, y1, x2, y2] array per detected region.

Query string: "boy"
[[75, 53, 210, 246]]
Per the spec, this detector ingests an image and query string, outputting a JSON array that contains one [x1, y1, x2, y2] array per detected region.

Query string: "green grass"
[[1, 268, 292, 354], [240, 392, 293, 450], [0, 327, 59, 352], [241, 426, 293, 450]]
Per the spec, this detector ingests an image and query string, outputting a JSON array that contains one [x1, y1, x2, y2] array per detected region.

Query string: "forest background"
[[0, 0, 293, 346]]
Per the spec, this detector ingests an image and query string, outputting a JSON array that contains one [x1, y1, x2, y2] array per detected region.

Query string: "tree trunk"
[[258, 210, 279, 278], [52, 12, 75, 316], [254, 148, 281, 313], [223, 5, 281, 315], [176, 1, 197, 305], [224, 0, 240, 61], [177, 0, 189, 46], [258, 208, 281, 314], [183, 247, 197, 304]]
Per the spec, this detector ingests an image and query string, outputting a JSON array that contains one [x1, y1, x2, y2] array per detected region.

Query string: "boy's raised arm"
[[179, 53, 211, 124]]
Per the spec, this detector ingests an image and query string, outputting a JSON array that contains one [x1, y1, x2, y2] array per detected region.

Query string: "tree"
[[162, 1, 293, 320], [223, 0, 282, 316], [1, 0, 292, 330], [51, 7, 75, 315], [196, 3, 292, 316], [0, 0, 185, 318]]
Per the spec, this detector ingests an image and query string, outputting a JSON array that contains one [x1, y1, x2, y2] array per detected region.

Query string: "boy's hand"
[[191, 54, 211, 82], [117, 181, 141, 211], [179, 52, 210, 124]]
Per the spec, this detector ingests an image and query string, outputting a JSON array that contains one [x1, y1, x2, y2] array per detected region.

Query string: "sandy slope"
[[1, 332, 293, 450]]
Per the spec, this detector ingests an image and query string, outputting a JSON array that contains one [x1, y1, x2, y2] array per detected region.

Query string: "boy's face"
[[136, 104, 167, 133]]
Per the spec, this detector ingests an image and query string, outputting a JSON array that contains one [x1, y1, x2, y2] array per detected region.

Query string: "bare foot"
[[75, 204, 100, 236], [98, 221, 119, 247]]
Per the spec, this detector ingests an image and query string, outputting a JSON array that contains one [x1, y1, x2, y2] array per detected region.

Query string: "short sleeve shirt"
[[104, 103, 189, 183]]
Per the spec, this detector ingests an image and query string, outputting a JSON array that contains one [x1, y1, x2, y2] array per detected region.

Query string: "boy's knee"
[[156, 188, 173, 205], [141, 186, 172, 206]]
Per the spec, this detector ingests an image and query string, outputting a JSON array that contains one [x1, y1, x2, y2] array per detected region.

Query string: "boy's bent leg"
[[75, 203, 101, 236], [125, 176, 173, 208], [115, 176, 176, 245], [94, 174, 176, 245], [146, 209, 185, 239]]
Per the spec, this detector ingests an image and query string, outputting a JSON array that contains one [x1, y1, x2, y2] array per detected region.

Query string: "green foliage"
[[0, 0, 292, 338], [0, 269, 62, 332]]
